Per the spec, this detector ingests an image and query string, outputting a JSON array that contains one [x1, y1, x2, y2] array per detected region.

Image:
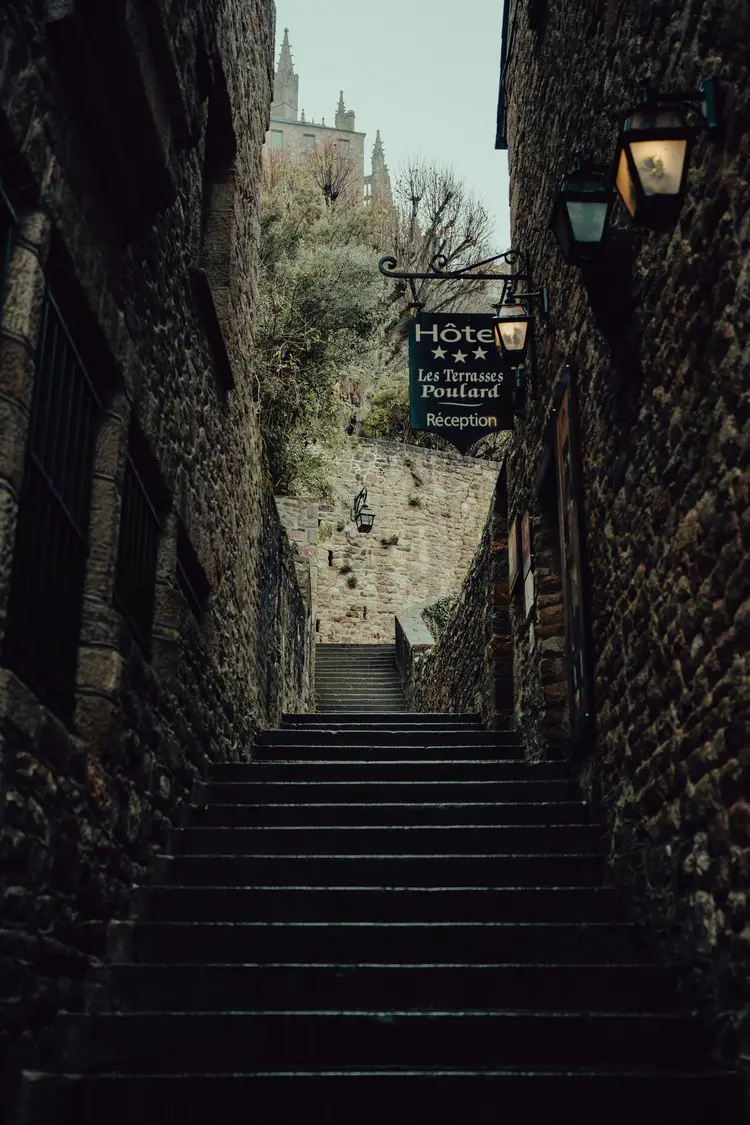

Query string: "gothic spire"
[[336, 91, 346, 129], [278, 28, 294, 80], [272, 27, 299, 121], [373, 129, 384, 159]]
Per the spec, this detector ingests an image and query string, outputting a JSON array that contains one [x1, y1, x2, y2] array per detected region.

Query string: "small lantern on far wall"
[[351, 487, 375, 533], [613, 78, 718, 228], [551, 159, 612, 264]]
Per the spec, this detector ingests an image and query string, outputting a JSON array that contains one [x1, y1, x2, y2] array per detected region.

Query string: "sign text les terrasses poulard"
[[408, 313, 515, 452]]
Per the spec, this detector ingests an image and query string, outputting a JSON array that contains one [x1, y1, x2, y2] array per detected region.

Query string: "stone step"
[[255, 742, 524, 760], [57, 1010, 712, 1073], [282, 720, 485, 732], [314, 698, 407, 707], [201, 778, 579, 804], [150, 852, 607, 889], [136, 885, 623, 923], [314, 671, 401, 679], [315, 649, 398, 656], [107, 920, 645, 965], [87, 961, 683, 1014], [171, 823, 604, 856], [208, 760, 571, 782], [315, 706, 408, 714], [191, 799, 589, 827], [284, 712, 483, 723], [18, 1068, 738, 1125], [262, 729, 514, 747], [315, 705, 408, 711], [314, 702, 409, 711]]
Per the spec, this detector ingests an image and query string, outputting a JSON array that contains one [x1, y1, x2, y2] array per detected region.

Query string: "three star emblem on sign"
[[432, 346, 488, 362]]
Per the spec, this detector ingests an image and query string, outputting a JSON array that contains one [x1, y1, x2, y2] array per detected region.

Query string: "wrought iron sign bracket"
[[379, 249, 532, 308]]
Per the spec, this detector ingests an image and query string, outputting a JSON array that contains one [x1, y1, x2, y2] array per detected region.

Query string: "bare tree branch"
[[306, 138, 357, 207]]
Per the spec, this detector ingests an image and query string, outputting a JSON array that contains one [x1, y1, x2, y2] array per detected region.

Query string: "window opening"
[[3, 289, 103, 718], [270, 129, 284, 150], [200, 84, 237, 285], [328, 550, 333, 567], [176, 521, 210, 623]]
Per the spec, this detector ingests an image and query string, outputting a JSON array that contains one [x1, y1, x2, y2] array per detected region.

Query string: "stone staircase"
[[315, 643, 406, 712], [14, 691, 741, 1120]]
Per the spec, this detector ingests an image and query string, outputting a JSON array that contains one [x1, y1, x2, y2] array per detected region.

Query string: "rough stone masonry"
[[0, 0, 313, 1100], [277, 438, 501, 645], [502, 0, 749, 1086]]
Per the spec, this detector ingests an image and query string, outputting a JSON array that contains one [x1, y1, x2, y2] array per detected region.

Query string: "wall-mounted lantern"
[[613, 78, 719, 227], [492, 285, 548, 367], [492, 303, 531, 362], [550, 158, 613, 264], [351, 487, 375, 533]]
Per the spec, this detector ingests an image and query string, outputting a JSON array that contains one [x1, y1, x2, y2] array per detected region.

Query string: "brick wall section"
[[504, 0, 749, 1074], [0, 0, 313, 1092], [312, 438, 500, 644], [397, 474, 513, 727]]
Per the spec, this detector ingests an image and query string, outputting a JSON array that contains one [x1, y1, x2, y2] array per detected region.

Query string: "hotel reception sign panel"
[[408, 313, 515, 452]]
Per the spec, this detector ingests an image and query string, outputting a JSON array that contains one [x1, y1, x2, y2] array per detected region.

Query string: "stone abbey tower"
[[266, 28, 393, 206]]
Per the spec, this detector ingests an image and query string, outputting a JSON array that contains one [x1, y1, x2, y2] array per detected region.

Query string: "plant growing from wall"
[[346, 574, 358, 589], [380, 534, 399, 547], [422, 596, 457, 643]]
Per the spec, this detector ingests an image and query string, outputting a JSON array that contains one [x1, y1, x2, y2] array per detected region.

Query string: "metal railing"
[[3, 290, 102, 719], [114, 442, 161, 658]]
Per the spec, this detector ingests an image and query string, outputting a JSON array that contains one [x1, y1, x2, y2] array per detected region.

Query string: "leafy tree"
[[255, 157, 387, 492]]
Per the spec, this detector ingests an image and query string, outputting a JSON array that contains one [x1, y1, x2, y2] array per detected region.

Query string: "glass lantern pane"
[[631, 107, 683, 130], [499, 320, 528, 352], [616, 148, 637, 217], [629, 138, 687, 196], [566, 200, 608, 242]]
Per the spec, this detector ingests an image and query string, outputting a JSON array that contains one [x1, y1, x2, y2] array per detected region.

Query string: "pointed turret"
[[369, 130, 393, 207], [335, 91, 346, 129], [271, 27, 299, 121]]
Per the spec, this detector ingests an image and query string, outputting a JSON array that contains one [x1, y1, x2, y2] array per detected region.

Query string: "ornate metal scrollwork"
[[378, 249, 531, 309]]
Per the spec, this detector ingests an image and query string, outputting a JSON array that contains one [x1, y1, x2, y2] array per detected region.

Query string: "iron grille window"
[[0, 178, 17, 305], [3, 290, 102, 719], [113, 436, 161, 659], [176, 523, 210, 624]]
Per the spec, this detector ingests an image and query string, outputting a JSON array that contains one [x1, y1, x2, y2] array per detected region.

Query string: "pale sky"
[[273, 0, 511, 250]]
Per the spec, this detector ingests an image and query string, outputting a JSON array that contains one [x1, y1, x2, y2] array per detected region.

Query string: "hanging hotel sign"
[[409, 313, 515, 453]]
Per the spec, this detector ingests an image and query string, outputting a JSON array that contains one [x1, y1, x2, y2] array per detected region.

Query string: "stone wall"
[[313, 438, 500, 644], [275, 495, 320, 614], [396, 471, 513, 726], [503, 0, 749, 1078], [0, 0, 313, 1099]]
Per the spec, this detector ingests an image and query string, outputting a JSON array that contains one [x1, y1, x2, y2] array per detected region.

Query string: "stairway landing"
[[315, 643, 406, 712]]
